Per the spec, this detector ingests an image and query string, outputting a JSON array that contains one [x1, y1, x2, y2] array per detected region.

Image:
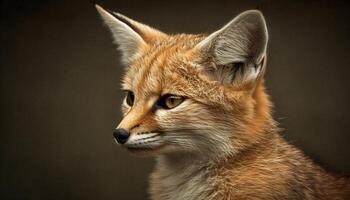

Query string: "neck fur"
[[150, 152, 217, 200]]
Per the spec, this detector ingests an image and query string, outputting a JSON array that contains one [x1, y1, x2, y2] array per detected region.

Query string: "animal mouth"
[[124, 132, 163, 151]]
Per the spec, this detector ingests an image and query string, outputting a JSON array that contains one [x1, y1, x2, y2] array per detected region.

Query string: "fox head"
[[96, 5, 275, 160]]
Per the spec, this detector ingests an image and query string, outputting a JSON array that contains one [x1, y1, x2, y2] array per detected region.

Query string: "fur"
[[96, 5, 350, 200]]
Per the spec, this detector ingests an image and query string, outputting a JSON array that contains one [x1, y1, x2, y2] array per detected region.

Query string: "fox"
[[95, 4, 350, 200]]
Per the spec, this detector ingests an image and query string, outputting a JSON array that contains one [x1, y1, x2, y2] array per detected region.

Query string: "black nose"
[[113, 128, 130, 144]]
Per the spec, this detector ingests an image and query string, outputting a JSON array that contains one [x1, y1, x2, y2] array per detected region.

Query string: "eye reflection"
[[158, 94, 185, 109], [125, 91, 135, 106]]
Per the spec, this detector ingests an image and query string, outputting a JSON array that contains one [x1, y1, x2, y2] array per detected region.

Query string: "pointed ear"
[[195, 10, 268, 86], [95, 4, 167, 65]]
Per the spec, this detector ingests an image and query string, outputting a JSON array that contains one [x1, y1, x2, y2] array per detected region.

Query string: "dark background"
[[1, 0, 350, 199]]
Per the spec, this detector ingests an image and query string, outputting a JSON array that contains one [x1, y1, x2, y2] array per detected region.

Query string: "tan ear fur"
[[95, 4, 167, 65], [195, 10, 268, 87]]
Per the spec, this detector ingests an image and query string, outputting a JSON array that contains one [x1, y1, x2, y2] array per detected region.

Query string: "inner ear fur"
[[195, 10, 268, 86]]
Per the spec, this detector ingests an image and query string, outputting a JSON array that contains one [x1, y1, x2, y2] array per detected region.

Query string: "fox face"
[[96, 5, 273, 160]]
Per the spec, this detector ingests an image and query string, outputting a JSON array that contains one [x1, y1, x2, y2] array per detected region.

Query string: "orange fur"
[[96, 5, 350, 199]]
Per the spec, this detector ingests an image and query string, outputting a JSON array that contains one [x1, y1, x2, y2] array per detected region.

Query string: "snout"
[[113, 128, 130, 144]]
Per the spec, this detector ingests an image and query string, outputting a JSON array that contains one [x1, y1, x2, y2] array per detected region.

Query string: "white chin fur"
[[124, 133, 162, 149]]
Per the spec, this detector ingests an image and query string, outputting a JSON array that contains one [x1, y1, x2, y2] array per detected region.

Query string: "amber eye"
[[125, 91, 135, 106], [158, 94, 185, 109]]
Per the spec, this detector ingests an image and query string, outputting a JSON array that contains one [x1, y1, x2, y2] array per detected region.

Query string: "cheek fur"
[[155, 100, 230, 132], [154, 100, 209, 129], [154, 101, 235, 156]]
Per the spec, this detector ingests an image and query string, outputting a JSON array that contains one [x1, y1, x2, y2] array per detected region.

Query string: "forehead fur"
[[122, 34, 249, 110]]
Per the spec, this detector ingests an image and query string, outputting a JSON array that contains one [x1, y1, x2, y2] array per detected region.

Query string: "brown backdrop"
[[1, 0, 350, 199]]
